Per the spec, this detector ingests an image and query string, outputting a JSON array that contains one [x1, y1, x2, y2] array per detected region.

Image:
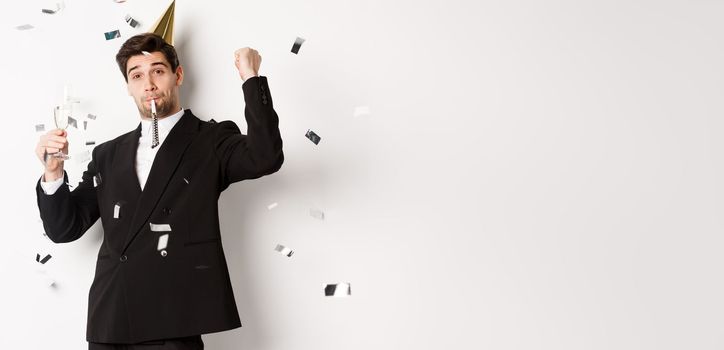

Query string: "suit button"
[[120, 255, 128, 262], [162, 207, 171, 215]]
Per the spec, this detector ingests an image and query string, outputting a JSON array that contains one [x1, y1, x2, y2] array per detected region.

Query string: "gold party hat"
[[149, 0, 175, 45]]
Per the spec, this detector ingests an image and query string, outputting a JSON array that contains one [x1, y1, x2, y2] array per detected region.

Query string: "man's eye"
[[154, 69, 163, 74], [132, 74, 141, 79]]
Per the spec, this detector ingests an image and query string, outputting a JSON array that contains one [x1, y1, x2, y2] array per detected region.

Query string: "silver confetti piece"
[[324, 283, 351, 297], [267, 202, 278, 210], [41, 3, 63, 14], [305, 129, 321, 145], [150, 223, 172, 232], [83, 121, 88, 130], [86, 113, 97, 120], [142, 51, 151, 56], [157, 234, 169, 250], [16, 24, 34, 31], [124, 14, 140, 28], [113, 203, 121, 219], [75, 150, 91, 164], [36, 270, 56, 288], [35, 124, 45, 132], [310, 208, 325, 220], [183, 178, 189, 184], [274, 244, 294, 257], [291, 37, 305, 54], [86, 141, 96, 146], [36, 253, 52, 264], [104, 30, 121, 40], [93, 173, 102, 187], [68, 116, 78, 129]]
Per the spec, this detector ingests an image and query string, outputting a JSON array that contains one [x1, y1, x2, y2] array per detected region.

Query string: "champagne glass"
[[49, 104, 71, 160]]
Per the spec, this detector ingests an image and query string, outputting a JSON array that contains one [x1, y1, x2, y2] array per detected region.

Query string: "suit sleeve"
[[214, 76, 284, 187], [35, 147, 101, 243]]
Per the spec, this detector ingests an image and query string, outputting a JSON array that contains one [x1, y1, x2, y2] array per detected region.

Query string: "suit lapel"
[[115, 125, 143, 196], [123, 111, 199, 252]]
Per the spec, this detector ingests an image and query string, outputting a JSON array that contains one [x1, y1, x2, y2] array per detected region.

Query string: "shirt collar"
[[140, 108, 185, 138]]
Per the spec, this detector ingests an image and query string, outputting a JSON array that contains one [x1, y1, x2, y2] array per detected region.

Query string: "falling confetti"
[[41, 3, 64, 14], [125, 14, 140, 28], [149, 223, 172, 232], [113, 203, 121, 219], [291, 37, 305, 54], [157, 234, 169, 250], [36, 253, 52, 264], [325, 283, 351, 297], [75, 150, 91, 163], [104, 30, 121, 40], [274, 244, 294, 257], [305, 129, 321, 145], [310, 208, 325, 220]]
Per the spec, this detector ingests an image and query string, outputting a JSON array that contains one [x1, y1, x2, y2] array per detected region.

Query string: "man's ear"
[[175, 66, 184, 86]]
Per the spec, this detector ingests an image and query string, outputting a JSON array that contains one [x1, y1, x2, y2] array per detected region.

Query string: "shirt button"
[[120, 255, 128, 262]]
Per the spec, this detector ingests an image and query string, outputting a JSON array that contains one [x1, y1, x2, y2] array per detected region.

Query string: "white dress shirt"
[[40, 108, 185, 194]]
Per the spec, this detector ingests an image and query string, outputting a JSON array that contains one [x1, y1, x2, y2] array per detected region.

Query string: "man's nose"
[[143, 77, 156, 92]]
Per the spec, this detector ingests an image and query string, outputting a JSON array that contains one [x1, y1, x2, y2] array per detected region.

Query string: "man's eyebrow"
[[127, 61, 170, 75]]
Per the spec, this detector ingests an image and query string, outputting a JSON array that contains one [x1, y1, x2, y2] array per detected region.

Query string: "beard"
[[139, 96, 174, 119]]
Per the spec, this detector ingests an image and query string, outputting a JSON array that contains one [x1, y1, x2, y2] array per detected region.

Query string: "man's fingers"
[[46, 141, 65, 149], [47, 135, 67, 144], [48, 128, 65, 136]]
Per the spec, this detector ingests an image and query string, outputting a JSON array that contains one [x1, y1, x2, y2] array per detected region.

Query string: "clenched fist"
[[234, 47, 261, 81], [36, 129, 68, 181]]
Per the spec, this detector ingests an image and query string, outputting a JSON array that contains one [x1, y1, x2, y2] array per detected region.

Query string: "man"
[[34, 33, 284, 349]]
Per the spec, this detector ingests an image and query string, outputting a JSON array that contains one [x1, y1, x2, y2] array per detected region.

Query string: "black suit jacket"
[[36, 76, 283, 344]]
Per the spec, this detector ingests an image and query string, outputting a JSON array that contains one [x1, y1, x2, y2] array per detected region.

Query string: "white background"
[[0, 0, 722, 349]]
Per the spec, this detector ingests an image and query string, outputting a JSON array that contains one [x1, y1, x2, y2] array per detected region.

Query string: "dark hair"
[[115, 33, 180, 82]]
